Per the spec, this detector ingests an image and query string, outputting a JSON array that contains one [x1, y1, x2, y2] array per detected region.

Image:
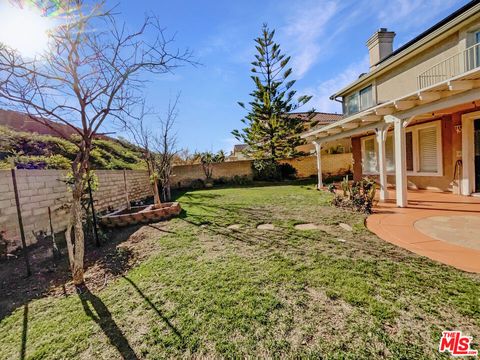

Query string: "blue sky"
[[112, 0, 470, 154]]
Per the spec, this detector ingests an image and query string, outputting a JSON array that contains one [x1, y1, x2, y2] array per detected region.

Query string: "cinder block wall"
[[171, 154, 353, 187], [171, 160, 253, 188], [0, 169, 152, 251]]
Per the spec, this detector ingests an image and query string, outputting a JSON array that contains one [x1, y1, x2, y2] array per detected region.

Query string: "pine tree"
[[232, 24, 313, 162]]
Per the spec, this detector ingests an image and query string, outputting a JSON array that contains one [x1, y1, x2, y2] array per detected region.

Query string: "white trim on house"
[[360, 120, 443, 177], [461, 110, 480, 195]]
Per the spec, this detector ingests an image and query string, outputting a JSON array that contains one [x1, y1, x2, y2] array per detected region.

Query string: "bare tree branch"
[[0, 0, 192, 285]]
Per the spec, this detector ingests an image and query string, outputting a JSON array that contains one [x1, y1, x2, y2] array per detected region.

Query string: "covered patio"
[[301, 59, 480, 272], [367, 189, 480, 272], [302, 66, 480, 208]]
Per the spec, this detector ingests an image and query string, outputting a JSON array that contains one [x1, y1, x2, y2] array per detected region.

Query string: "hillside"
[[0, 126, 146, 170]]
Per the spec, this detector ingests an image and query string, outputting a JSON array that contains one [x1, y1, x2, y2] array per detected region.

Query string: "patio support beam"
[[386, 115, 408, 207], [375, 124, 389, 202], [313, 140, 323, 189]]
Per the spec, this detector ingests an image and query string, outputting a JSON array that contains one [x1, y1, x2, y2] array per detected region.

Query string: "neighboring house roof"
[[289, 111, 342, 125], [233, 112, 343, 155], [293, 111, 343, 133], [233, 144, 249, 153], [330, 0, 480, 99]]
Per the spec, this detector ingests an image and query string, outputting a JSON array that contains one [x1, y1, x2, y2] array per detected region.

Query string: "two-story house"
[[302, 0, 480, 207]]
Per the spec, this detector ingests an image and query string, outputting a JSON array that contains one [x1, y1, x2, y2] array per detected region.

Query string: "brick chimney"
[[366, 28, 395, 68]]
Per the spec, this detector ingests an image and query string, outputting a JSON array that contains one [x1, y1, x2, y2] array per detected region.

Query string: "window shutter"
[[418, 127, 438, 172], [406, 132, 414, 171]]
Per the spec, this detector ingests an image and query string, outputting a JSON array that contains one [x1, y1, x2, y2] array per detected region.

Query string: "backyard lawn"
[[0, 182, 479, 359]]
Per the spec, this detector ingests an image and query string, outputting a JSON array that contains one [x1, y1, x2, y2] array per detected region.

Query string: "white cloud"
[[280, 1, 339, 78], [303, 55, 369, 113], [375, 0, 461, 31], [298, 0, 465, 113]]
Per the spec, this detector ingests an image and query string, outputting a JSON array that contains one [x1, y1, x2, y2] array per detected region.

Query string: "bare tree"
[[154, 95, 180, 202], [0, 0, 191, 285], [176, 149, 200, 165], [127, 103, 162, 206]]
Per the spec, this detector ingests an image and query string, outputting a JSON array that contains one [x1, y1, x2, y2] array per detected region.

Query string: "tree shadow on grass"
[[79, 286, 138, 360], [123, 276, 184, 344], [1, 225, 146, 321], [19, 304, 28, 360]]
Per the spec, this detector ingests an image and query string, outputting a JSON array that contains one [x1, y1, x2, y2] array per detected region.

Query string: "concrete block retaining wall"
[[0, 169, 152, 251]]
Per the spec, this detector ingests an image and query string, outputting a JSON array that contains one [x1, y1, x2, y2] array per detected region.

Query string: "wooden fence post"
[[11, 168, 31, 277]]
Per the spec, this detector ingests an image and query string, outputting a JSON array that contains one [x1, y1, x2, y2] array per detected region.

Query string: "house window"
[[418, 127, 438, 173], [344, 85, 374, 115], [359, 86, 373, 110], [362, 138, 377, 173], [346, 93, 359, 114], [361, 120, 442, 176]]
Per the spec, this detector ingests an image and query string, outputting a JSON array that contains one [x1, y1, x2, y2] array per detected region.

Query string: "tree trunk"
[[67, 140, 90, 286], [71, 185, 85, 285], [166, 182, 171, 202], [153, 177, 161, 205]]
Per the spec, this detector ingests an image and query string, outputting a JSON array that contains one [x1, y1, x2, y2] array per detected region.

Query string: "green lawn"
[[1, 182, 479, 359]]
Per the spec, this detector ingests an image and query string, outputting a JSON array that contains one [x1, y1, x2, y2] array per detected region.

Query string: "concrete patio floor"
[[367, 189, 480, 273]]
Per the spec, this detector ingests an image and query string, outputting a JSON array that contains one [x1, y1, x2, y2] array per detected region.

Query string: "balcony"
[[417, 43, 480, 89]]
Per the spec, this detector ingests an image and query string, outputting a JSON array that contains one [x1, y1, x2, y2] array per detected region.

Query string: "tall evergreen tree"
[[232, 24, 313, 161]]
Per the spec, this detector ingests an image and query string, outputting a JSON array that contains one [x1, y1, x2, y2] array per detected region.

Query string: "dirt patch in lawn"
[[0, 223, 172, 320]]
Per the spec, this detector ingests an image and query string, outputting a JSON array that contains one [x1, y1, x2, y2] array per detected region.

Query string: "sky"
[[3, 0, 472, 153]]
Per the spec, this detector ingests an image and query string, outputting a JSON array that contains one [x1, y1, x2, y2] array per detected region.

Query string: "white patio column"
[[313, 140, 323, 189], [375, 125, 389, 202], [392, 117, 408, 207]]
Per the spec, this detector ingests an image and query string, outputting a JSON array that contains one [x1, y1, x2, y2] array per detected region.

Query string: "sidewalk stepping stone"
[[227, 224, 243, 230], [339, 223, 353, 232], [257, 224, 275, 230], [295, 223, 319, 230]]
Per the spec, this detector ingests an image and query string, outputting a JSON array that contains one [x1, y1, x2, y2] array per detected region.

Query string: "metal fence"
[[417, 42, 480, 89]]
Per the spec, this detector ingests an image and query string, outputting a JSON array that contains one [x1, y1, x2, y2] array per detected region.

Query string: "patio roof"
[[301, 66, 480, 143]]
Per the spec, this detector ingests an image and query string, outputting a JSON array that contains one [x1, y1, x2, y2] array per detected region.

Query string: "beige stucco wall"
[[281, 153, 352, 178], [375, 34, 460, 101], [343, 15, 480, 103], [172, 154, 353, 187], [171, 160, 254, 188]]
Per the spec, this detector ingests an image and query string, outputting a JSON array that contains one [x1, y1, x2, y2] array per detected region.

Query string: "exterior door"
[[475, 119, 480, 192]]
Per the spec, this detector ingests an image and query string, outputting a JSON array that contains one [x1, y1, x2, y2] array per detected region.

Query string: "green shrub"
[[0, 126, 145, 170], [252, 160, 298, 181], [231, 175, 252, 185], [331, 177, 377, 214], [252, 159, 281, 181], [190, 179, 205, 189], [12, 154, 71, 170], [278, 163, 297, 180], [45, 155, 71, 169]]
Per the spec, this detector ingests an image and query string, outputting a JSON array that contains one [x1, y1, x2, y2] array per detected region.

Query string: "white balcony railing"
[[417, 42, 480, 89]]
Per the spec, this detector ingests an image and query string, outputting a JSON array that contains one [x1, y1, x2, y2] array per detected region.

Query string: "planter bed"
[[99, 202, 181, 227]]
